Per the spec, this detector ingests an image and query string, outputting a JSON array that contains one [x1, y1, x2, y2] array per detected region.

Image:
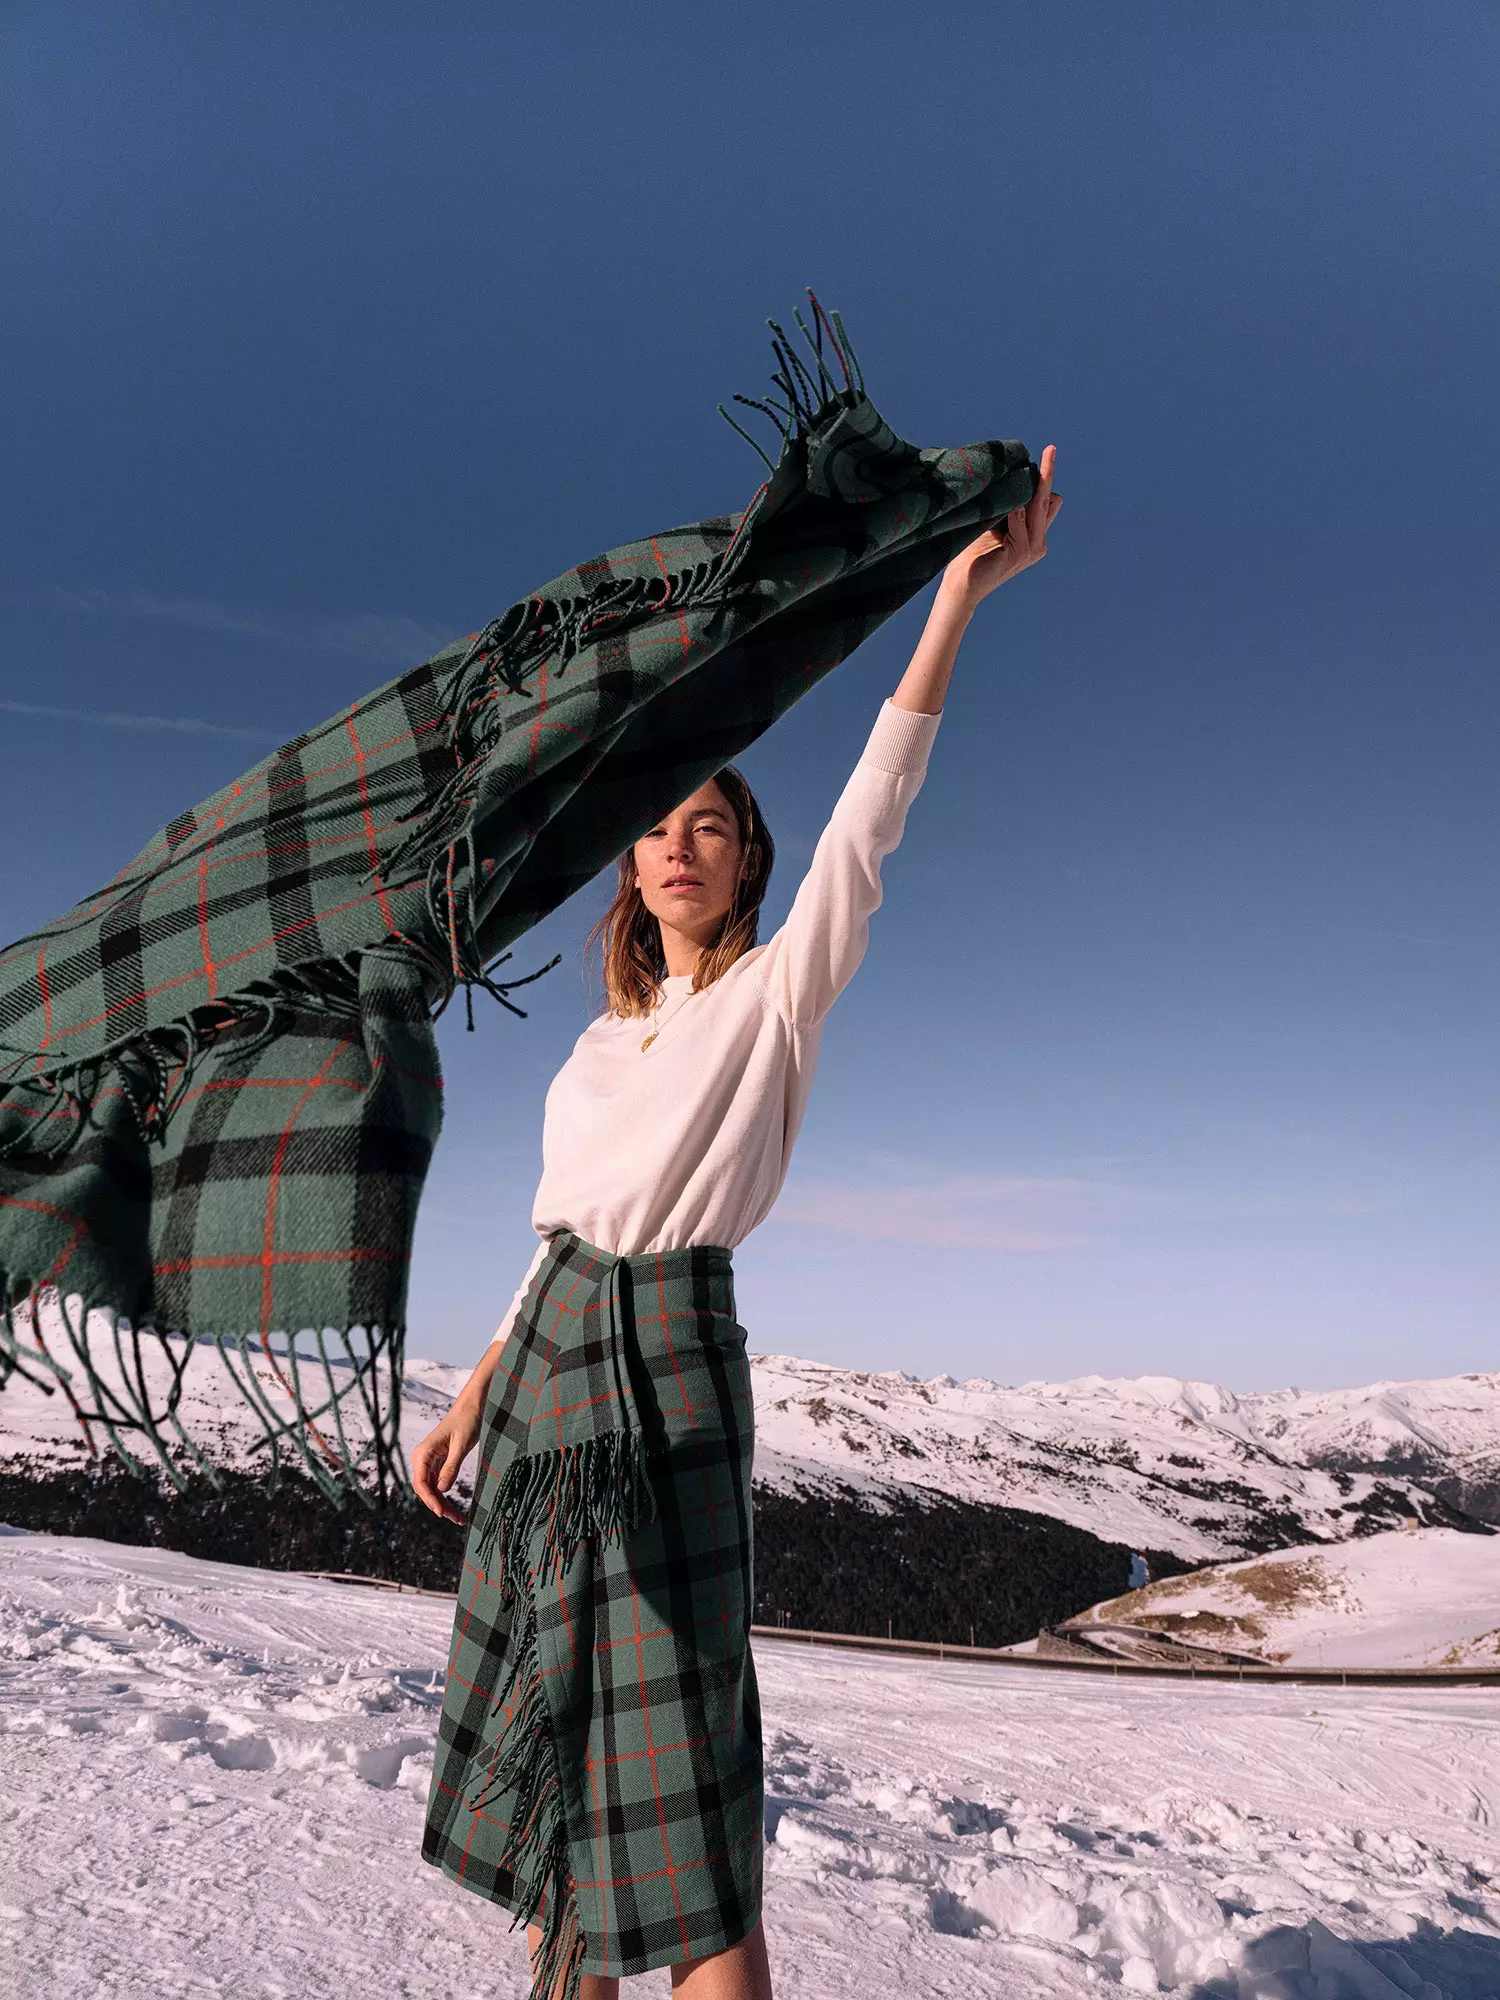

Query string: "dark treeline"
[[1, 1465, 1197, 1645], [0, 1466, 468, 1590], [752, 1486, 1194, 1648]]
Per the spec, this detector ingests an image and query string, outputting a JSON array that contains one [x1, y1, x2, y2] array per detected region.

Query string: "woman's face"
[[633, 779, 745, 942]]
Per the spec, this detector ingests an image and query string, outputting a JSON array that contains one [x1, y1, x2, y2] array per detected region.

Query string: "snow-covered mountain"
[[1239, 1372, 1500, 1523], [0, 1328, 473, 1492], [1055, 1526, 1500, 1669], [2, 1312, 1494, 1563], [748, 1356, 1500, 1559]]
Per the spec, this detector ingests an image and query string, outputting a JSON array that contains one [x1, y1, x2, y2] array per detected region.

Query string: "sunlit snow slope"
[[3, 1530, 1499, 1999], [1062, 1526, 1500, 1669]]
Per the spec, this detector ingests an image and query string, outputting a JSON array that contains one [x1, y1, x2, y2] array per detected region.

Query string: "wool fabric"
[[0, 302, 1034, 1491], [424, 1231, 758, 1999]]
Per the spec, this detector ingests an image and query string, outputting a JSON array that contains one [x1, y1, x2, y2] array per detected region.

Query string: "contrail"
[[0, 700, 274, 744], [2, 582, 453, 670]]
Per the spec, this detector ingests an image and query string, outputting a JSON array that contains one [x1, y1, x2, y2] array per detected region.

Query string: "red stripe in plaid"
[[423, 1235, 762, 1985]]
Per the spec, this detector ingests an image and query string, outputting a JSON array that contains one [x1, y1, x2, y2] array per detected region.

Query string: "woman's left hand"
[[941, 443, 1061, 610]]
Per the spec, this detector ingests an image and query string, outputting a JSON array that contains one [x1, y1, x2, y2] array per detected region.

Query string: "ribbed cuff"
[[861, 699, 942, 779]]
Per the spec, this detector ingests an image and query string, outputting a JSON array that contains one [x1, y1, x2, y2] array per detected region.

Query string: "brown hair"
[[588, 768, 775, 1019]]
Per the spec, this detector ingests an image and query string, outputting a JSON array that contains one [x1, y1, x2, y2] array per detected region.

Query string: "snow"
[[0, 1309, 471, 1492], [747, 1355, 1496, 1558], [1064, 1528, 1500, 1670], [1244, 1376, 1500, 1475], [5, 1305, 1494, 1562], [4, 1530, 1499, 1998]]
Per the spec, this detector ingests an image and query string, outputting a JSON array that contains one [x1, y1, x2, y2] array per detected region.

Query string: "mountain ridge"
[[745, 1354, 1496, 1557], [1, 1318, 1492, 1562]]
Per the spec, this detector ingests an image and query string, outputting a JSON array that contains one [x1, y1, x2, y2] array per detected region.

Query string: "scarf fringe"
[[375, 297, 863, 991], [376, 548, 750, 999], [534, 1898, 586, 2000], [719, 286, 866, 467], [473, 1427, 657, 1601], [461, 1298, 658, 1994], [0, 956, 364, 1161], [466, 1592, 588, 2000], [0, 1284, 406, 1504], [460, 1427, 656, 1993], [0, 951, 409, 1499]]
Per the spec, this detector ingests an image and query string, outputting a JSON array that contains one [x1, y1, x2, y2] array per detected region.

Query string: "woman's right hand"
[[411, 1399, 484, 1524]]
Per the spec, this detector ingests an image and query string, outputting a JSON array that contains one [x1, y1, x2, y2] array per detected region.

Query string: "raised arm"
[[756, 447, 1061, 1026], [892, 443, 1060, 716]]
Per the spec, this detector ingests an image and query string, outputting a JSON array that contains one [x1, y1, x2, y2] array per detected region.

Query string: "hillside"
[[0, 1334, 1169, 1644], [1, 1321, 1493, 1565], [1055, 1526, 1499, 1669], [748, 1354, 1496, 1558]]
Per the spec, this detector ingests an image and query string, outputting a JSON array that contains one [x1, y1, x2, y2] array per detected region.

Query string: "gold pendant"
[[640, 1032, 658, 1052]]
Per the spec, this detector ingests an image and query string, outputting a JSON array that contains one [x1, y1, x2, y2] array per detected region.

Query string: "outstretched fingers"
[[1025, 444, 1057, 545]]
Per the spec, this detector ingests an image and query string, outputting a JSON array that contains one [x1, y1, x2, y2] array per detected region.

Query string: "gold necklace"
[[640, 985, 690, 1052]]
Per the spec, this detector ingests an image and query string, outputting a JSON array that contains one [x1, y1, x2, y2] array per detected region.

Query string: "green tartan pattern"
[[0, 303, 1036, 1488], [423, 1233, 759, 1998]]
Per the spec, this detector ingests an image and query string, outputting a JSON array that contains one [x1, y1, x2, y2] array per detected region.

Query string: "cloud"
[[771, 1169, 1109, 1252], [4, 582, 454, 671], [1219, 1190, 1397, 1220], [766, 1160, 1394, 1252], [0, 699, 275, 744]]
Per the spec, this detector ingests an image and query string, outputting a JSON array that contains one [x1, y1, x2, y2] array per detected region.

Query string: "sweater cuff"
[[861, 699, 942, 779]]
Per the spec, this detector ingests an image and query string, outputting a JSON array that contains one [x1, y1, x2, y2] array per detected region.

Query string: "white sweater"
[[491, 699, 941, 1343]]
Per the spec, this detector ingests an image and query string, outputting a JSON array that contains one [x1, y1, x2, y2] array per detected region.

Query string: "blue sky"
[[2, 4, 1497, 1391]]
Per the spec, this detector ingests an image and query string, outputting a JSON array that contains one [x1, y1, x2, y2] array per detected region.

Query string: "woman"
[[414, 448, 1061, 2000]]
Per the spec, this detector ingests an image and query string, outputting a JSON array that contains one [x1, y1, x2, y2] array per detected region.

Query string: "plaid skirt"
[[422, 1233, 762, 1995]]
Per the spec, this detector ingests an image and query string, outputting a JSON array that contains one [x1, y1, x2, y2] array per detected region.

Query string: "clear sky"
[[3, 4, 1497, 1392]]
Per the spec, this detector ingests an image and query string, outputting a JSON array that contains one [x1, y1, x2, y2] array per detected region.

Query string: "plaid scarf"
[[0, 301, 1035, 1494], [424, 1232, 759, 2000]]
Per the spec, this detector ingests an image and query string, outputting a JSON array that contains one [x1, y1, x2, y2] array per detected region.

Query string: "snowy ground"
[[1065, 1529, 1500, 1669], [3, 1532, 1499, 1998]]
